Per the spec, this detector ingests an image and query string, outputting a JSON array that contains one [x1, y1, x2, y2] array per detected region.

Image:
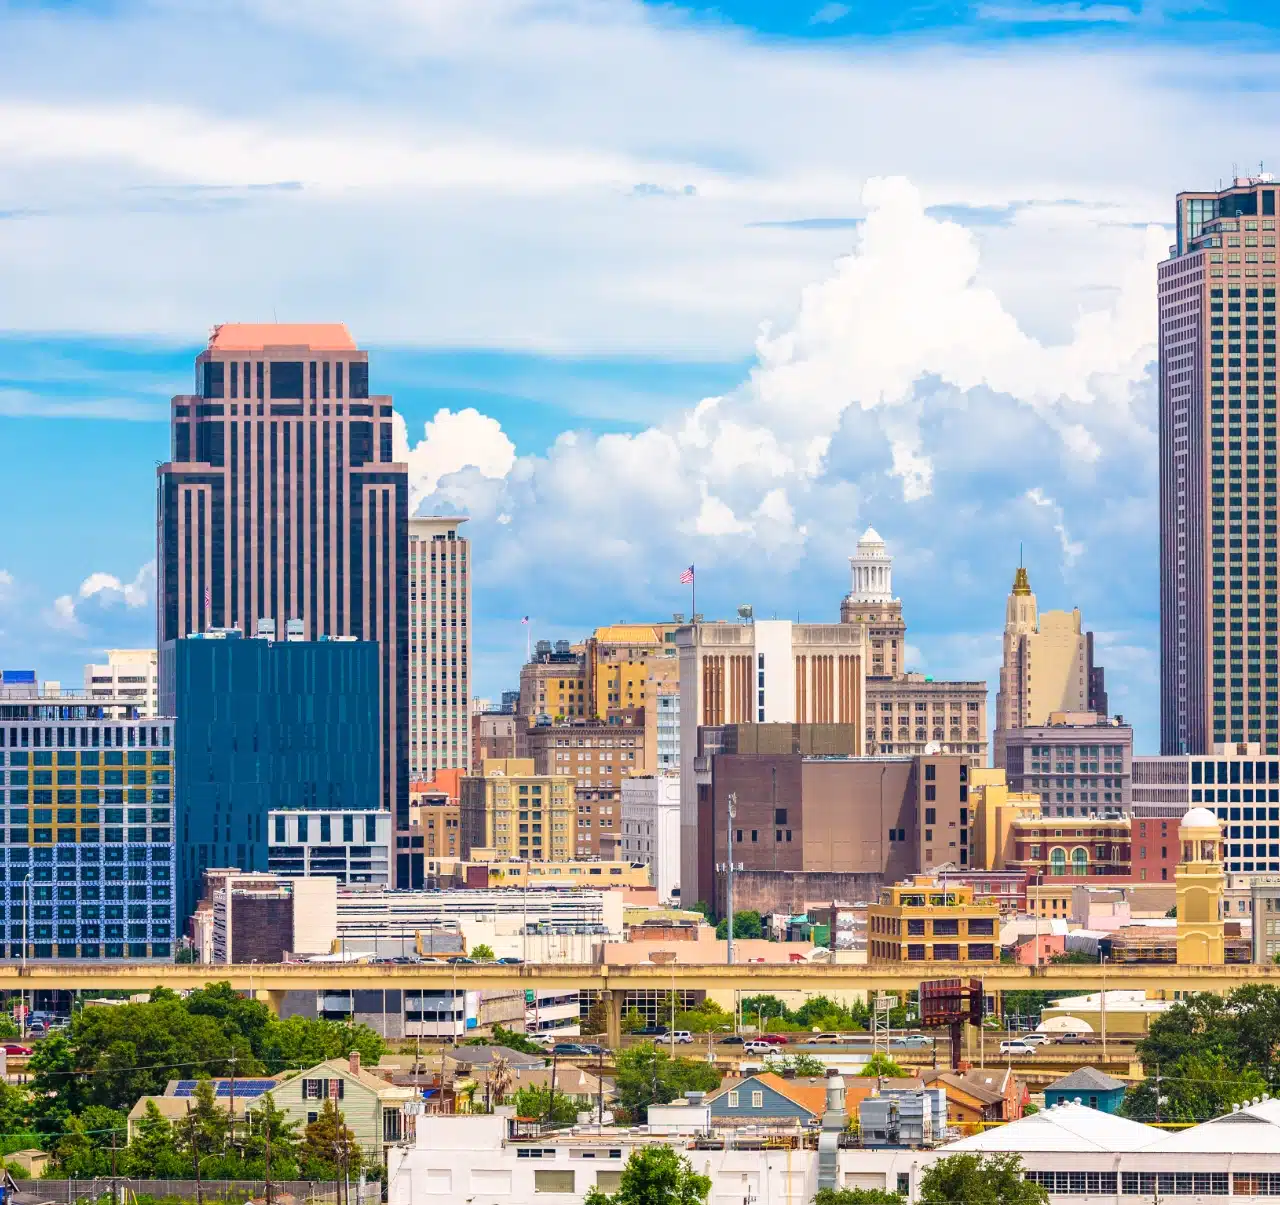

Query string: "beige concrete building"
[[866, 674, 988, 762], [585, 624, 680, 719], [676, 618, 867, 899], [83, 648, 158, 716], [996, 565, 1106, 745], [524, 716, 644, 856], [517, 642, 588, 727], [408, 516, 471, 779], [459, 758, 575, 861]]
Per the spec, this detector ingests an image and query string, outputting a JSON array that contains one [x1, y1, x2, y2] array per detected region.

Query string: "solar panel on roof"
[[171, 1080, 277, 1098]]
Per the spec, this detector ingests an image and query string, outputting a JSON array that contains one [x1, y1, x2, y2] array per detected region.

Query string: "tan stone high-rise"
[[994, 565, 1107, 769], [1159, 176, 1280, 754]]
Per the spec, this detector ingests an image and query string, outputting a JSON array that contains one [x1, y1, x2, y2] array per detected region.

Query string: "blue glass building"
[[0, 691, 175, 961], [162, 631, 381, 927]]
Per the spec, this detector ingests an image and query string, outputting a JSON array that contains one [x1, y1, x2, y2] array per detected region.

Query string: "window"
[[751, 1091, 764, 1108], [534, 1171, 575, 1193], [727, 1091, 739, 1107]]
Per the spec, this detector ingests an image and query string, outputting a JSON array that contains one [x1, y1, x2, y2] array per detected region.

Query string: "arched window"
[[1049, 848, 1067, 876], [1072, 847, 1089, 876]]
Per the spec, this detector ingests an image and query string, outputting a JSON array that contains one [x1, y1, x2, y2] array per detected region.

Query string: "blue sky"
[[5, 0, 1280, 749]]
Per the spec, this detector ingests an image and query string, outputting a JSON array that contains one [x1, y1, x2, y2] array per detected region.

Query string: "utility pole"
[[187, 1102, 203, 1205], [597, 1049, 604, 1126], [726, 791, 737, 966], [264, 1107, 273, 1205], [547, 1055, 559, 1128]]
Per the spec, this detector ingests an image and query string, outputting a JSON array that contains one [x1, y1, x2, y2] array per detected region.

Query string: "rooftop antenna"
[[1019, 541, 1024, 568]]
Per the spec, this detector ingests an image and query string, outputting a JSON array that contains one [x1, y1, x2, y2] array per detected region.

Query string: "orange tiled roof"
[[208, 323, 357, 352]]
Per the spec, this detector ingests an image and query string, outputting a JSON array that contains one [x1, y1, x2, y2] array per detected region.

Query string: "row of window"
[[4, 942, 171, 960], [0, 749, 169, 766]]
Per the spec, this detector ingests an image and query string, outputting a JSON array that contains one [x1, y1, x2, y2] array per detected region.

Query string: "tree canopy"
[[860, 1052, 907, 1079], [813, 1190, 903, 1205], [613, 1043, 721, 1122], [715, 911, 764, 940], [584, 1145, 711, 1205], [918, 1153, 1047, 1205], [1123, 985, 1280, 1121]]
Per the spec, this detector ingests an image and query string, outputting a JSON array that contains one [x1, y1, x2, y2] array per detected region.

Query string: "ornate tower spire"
[[850, 526, 894, 604]]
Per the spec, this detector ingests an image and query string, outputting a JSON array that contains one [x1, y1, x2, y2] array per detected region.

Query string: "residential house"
[[1044, 1068, 1127, 1114], [918, 1069, 1011, 1132], [263, 1054, 418, 1166]]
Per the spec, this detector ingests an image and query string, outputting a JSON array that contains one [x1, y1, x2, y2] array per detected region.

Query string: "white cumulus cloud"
[[396, 408, 517, 513]]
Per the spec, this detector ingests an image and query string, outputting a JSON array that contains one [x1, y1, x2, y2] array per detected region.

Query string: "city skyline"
[[14, 0, 1280, 752]]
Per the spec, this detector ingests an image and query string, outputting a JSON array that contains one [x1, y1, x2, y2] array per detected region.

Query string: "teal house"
[[1044, 1067, 1127, 1114]]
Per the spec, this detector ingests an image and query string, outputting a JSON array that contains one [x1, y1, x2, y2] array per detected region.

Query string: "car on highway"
[[1055, 1033, 1096, 1046], [496, 957, 523, 965], [751, 1033, 788, 1046], [717, 1034, 745, 1045], [446, 956, 476, 965], [551, 1042, 593, 1057], [0, 1044, 31, 1056], [801, 1033, 846, 1045], [743, 1041, 776, 1055], [633, 1024, 669, 1037], [1020, 1032, 1052, 1046], [577, 1043, 607, 1056], [890, 1034, 931, 1048], [999, 1039, 1038, 1056], [668, 1030, 693, 1044]]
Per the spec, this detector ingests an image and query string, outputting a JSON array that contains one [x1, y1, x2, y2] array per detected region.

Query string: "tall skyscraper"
[[156, 324, 409, 831], [408, 516, 471, 780], [1160, 176, 1280, 754]]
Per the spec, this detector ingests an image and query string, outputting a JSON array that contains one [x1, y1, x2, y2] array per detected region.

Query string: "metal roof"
[[941, 1101, 1161, 1153]]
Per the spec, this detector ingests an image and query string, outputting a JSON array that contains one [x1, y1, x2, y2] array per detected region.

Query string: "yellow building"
[[436, 858, 651, 889], [458, 759, 574, 862], [969, 767, 1041, 870], [585, 624, 681, 719], [1177, 806, 1226, 965], [867, 875, 1001, 963]]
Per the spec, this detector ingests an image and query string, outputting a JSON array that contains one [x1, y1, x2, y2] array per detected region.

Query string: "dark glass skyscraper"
[[156, 324, 409, 831], [161, 631, 381, 925], [1160, 178, 1280, 753]]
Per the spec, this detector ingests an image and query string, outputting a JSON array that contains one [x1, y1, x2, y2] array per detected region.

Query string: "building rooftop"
[[207, 323, 357, 352], [1046, 1067, 1127, 1094], [1147, 1097, 1280, 1154], [942, 1101, 1160, 1153]]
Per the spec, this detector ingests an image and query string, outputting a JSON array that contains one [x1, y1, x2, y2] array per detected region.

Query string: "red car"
[[754, 1033, 788, 1046], [1, 1044, 32, 1056]]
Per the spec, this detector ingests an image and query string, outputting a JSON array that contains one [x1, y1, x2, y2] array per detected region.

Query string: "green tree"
[[513, 1085, 580, 1126], [300, 1098, 364, 1180], [715, 910, 764, 940], [26, 1033, 85, 1129], [467, 1024, 544, 1056], [124, 1100, 185, 1178], [687, 901, 715, 924], [674, 999, 734, 1034], [1124, 1050, 1267, 1123], [50, 1114, 112, 1178], [244, 1091, 301, 1166], [59, 998, 257, 1111], [184, 981, 275, 1053], [258, 1015, 386, 1074], [812, 1190, 903, 1205], [471, 943, 496, 961], [584, 1144, 711, 1205], [581, 999, 609, 1037], [918, 1153, 1048, 1205], [614, 1043, 721, 1122], [860, 1052, 907, 1079], [620, 1009, 646, 1035], [786, 1053, 828, 1077]]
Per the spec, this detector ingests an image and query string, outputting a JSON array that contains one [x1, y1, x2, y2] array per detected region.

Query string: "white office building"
[[267, 809, 392, 887], [620, 772, 681, 904], [390, 1097, 1280, 1205], [83, 649, 158, 716]]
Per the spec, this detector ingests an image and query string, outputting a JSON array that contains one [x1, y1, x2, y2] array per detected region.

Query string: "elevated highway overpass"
[[1, 961, 1275, 1045]]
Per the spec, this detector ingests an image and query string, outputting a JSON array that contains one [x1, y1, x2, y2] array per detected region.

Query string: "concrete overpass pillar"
[[254, 989, 286, 1016], [604, 990, 624, 1050]]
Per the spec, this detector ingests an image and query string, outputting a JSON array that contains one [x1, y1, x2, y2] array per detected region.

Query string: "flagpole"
[[691, 564, 696, 622]]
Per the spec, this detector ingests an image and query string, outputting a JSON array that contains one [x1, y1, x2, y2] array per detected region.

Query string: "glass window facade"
[[0, 708, 174, 961], [163, 634, 382, 924]]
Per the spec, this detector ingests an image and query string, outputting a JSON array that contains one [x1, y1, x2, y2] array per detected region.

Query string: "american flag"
[[204, 587, 211, 611], [680, 565, 694, 585], [520, 615, 529, 625]]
